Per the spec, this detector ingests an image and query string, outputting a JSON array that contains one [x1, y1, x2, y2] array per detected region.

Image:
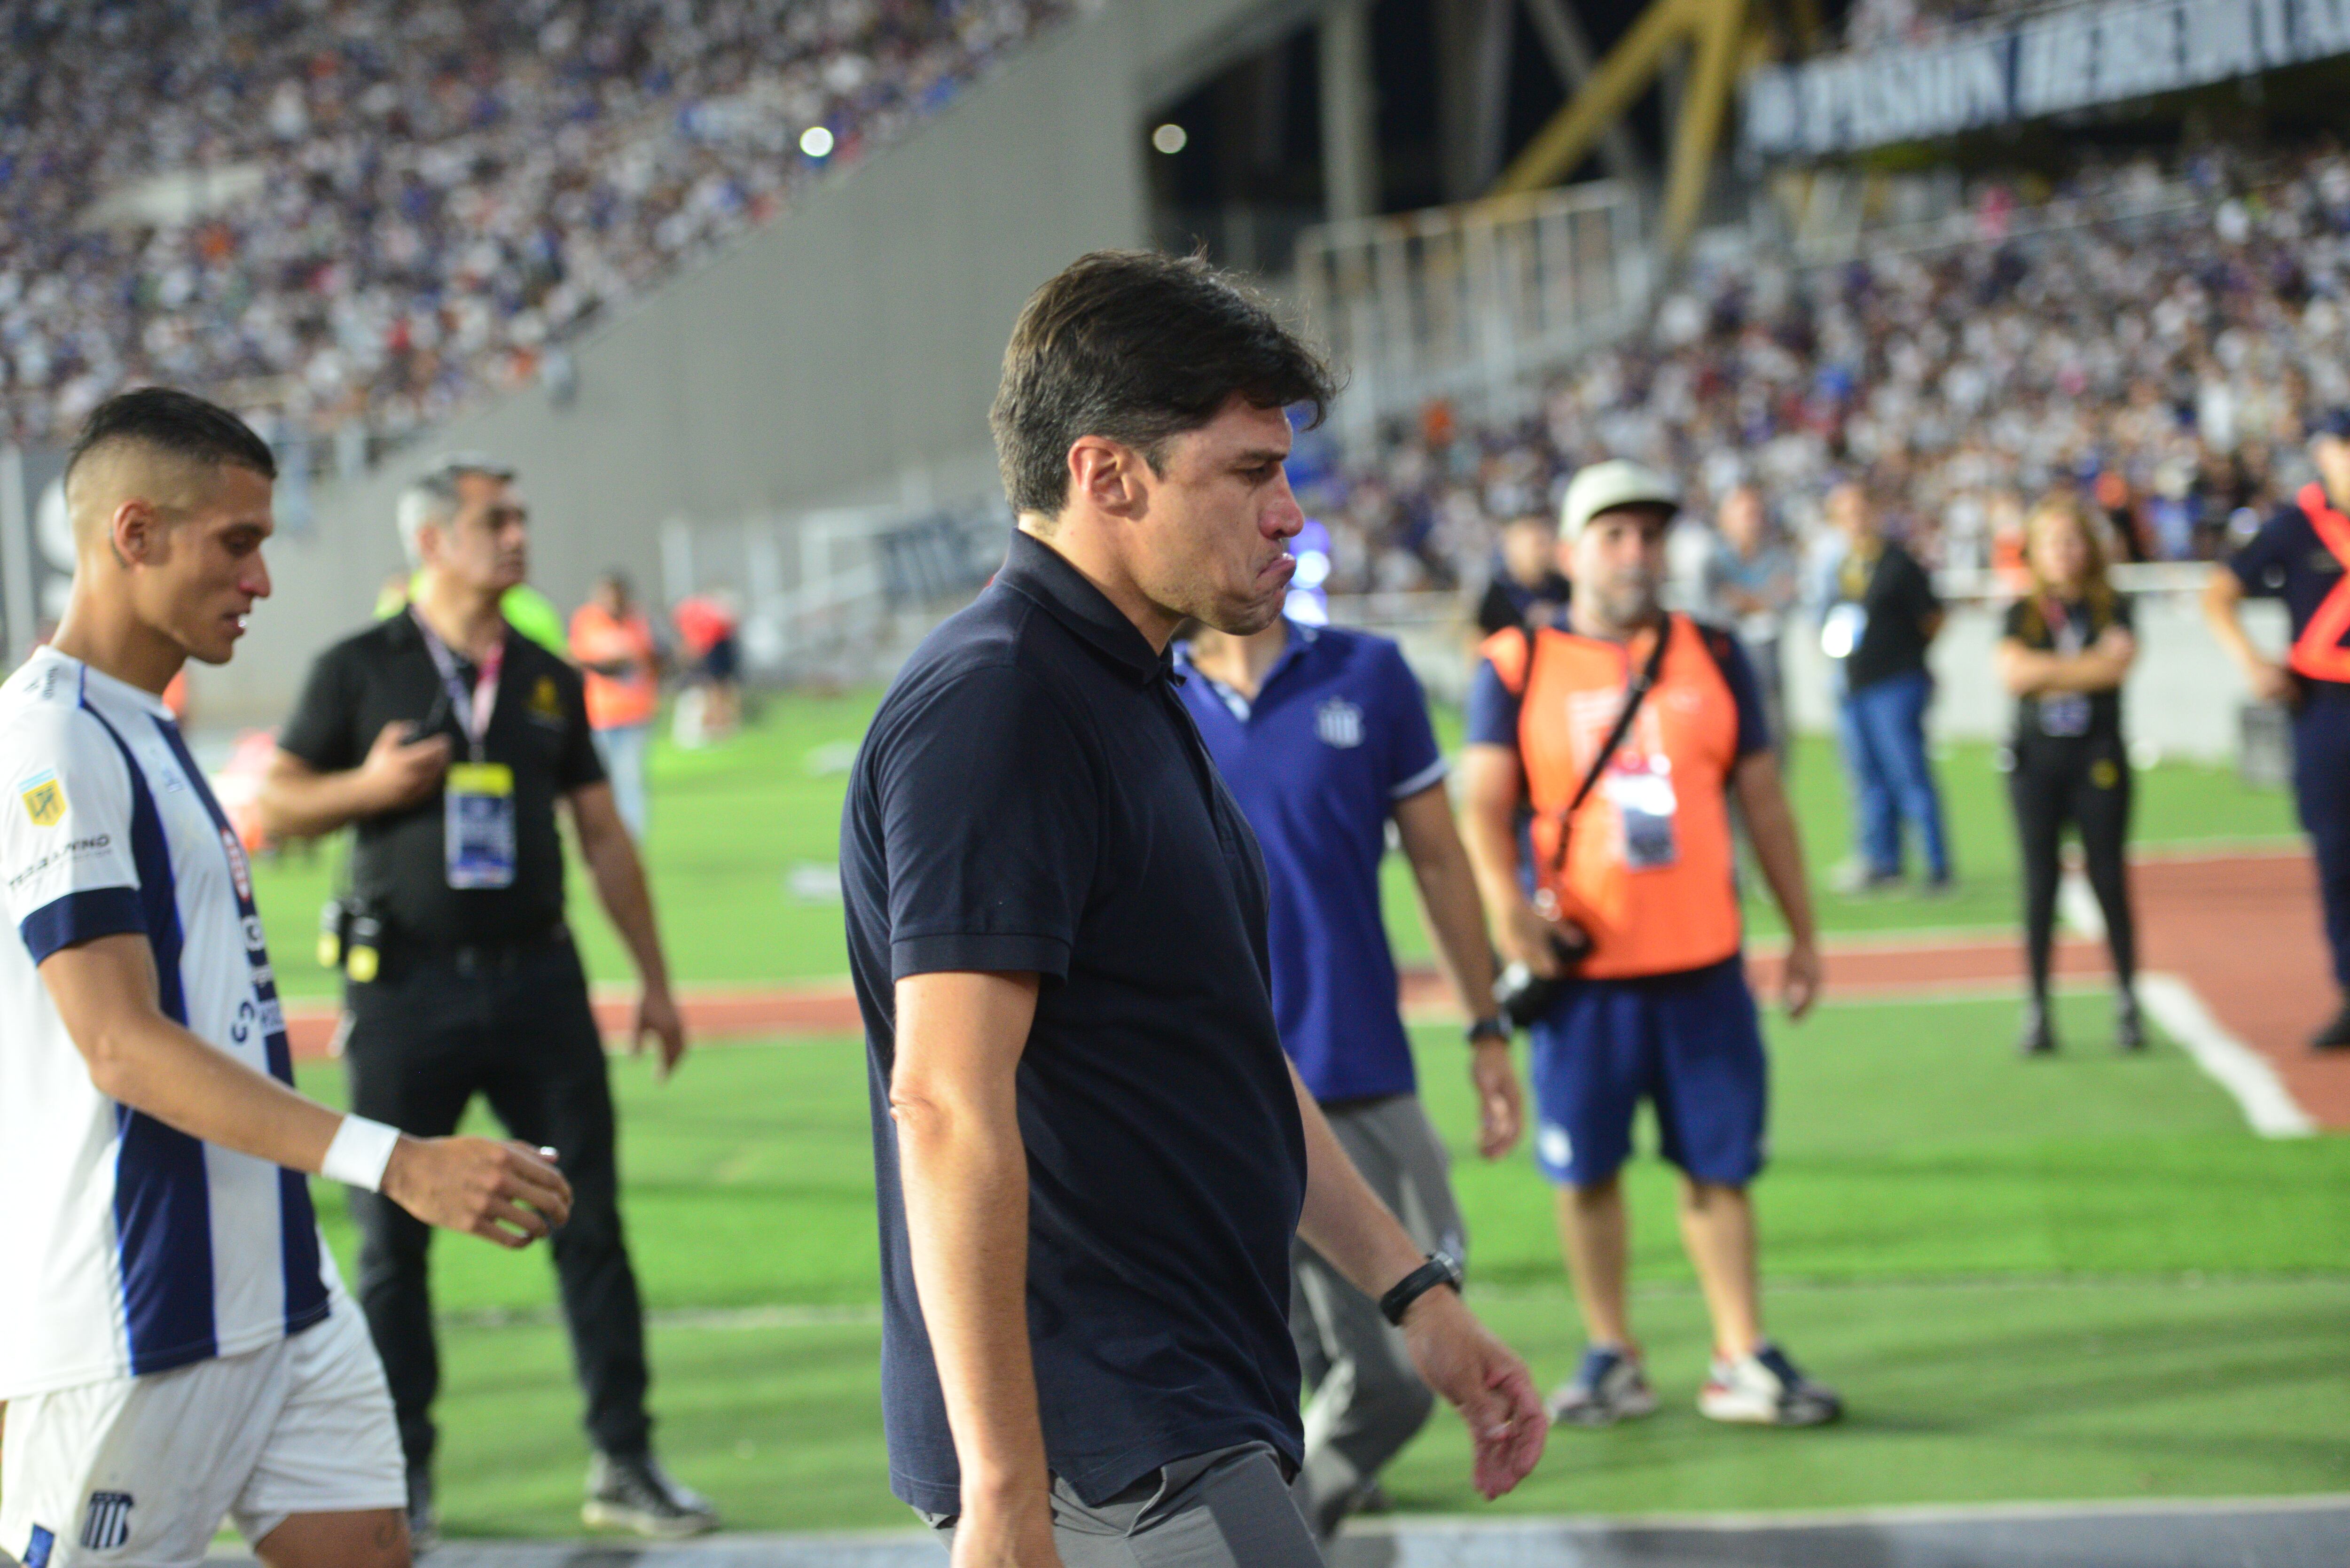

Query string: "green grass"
[[290, 986, 2350, 1535], [236, 695, 2342, 1537]]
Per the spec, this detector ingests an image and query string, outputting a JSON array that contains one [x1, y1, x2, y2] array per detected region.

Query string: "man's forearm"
[[1737, 761, 1817, 948], [255, 766, 380, 841], [1291, 1064, 1429, 1299], [1411, 840, 1498, 1015], [585, 833, 672, 993], [2202, 574, 2269, 679]]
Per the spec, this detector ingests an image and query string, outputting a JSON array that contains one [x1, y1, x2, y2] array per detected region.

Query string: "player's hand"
[[359, 720, 451, 812], [948, 1491, 1062, 1568], [381, 1136, 572, 1248], [1780, 933, 1822, 1021], [1400, 1288, 1548, 1499], [635, 985, 688, 1081], [1498, 898, 1571, 978], [2247, 658, 2297, 706], [1470, 1041, 1523, 1158]]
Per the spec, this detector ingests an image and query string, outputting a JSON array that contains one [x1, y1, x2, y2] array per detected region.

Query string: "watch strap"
[[1379, 1251, 1464, 1326]]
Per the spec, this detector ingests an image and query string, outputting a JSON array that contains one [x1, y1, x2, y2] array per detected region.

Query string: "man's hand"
[[2246, 658, 2298, 706], [1399, 1288, 1548, 1500], [1497, 897, 1574, 977], [1779, 934, 1822, 1021], [949, 1493, 1062, 1568], [380, 1137, 571, 1248], [357, 720, 451, 813], [635, 985, 688, 1080], [1470, 1042, 1523, 1158]]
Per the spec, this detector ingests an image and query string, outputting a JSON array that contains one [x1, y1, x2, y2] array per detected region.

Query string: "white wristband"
[[321, 1115, 402, 1193]]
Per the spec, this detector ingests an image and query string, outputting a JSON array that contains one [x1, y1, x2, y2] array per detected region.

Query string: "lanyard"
[[411, 608, 503, 761], [2040, 596, 2080, 653]]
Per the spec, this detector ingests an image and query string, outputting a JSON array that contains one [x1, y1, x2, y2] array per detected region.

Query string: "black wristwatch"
[[1465, 1016, 1510, 1047], [1379, 1249, 1465, 1326]]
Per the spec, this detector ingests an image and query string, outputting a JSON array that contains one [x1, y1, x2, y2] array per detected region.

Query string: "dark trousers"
[[342, 933, 652, 1471], [2293, 701, 2350, 994], [2006, 740, 2135, 1004]]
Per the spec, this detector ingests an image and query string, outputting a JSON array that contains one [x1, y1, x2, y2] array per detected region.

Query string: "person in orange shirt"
[[568, 572, 661, 840], [1459, 460, 1838, 1431]]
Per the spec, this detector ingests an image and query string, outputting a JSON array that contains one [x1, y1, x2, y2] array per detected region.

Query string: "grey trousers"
[[925, 1443, 1322, 1567], [1290, 1093, 1466, 1538]]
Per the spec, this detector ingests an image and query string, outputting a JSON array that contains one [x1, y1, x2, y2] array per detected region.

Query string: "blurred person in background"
[[670, 591, 740, 747], [570, 572, 661, 842], [1700, 484, 1798, 767], [1994, 496, 2143, 1057], [1818, 481, 1952, 893], [1178, 597, 1523, 1543], [2205, 409, 2350, 1051], [1476, 511, 1573, 635], [1459, 460, 1837, 1433]]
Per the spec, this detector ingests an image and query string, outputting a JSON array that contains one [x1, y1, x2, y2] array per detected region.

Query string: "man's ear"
[[110, 499, 162, 568], [1068, 436, 1148, 520]]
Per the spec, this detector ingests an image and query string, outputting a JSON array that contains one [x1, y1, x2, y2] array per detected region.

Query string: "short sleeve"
[[1709, 631, 1772, 757], [1375, 642, 1446, 800], [553, 664, 606, 791], [2228, 511, 2301, 597], [876, 664, 1100, 983], [0, 708, 147, 964], [276, 644, 360, 771], [1475, 580, 1521, 635], [1464, 658, 1521, 749]]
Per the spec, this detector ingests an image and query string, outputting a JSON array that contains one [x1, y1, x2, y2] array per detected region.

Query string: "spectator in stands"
[[1476, 511, 1573, 634], [1700, 483, 1798, 763], [1457, 460, 1837, 1431], [571, 571, 663, 841], [1995, 494, 2143, 1057], [1820, 480, 1952, 892], [2205, 409, 2350, 1052]]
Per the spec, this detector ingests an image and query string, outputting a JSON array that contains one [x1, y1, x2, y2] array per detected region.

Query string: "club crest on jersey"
[[530, 676, 563, 720], [1315, 698, 1365, 749], [80, 1493, 132, 1552], [219, 827, 252, 902], [19, 769, 63, 827]]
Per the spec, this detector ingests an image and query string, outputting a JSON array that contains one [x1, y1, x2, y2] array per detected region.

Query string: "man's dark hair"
[[64, 387, 278, 491], [990, 251, 1337, 518]]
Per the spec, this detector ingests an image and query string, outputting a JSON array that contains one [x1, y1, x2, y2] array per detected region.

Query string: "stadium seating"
[[0, 0, 1070, 452]]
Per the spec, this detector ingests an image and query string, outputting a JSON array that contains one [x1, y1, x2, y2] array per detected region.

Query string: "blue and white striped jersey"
[[0, 647, 332, 1398]]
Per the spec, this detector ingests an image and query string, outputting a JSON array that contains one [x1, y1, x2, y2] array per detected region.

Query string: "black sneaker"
[[583, 1450, 719, 1539], [2017, 1002, 2057, 1058], [405, 1465, 439, 1556], [2312, 1002, 2350, 1053], [2116, 992, 2146, 1054]]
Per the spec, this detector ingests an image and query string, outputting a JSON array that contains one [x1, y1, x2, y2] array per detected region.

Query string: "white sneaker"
[[1699, 1343, 1843, 1427], [1547, 1345, 1661, 1427]]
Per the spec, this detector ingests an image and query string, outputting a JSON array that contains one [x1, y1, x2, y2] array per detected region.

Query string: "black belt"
[[382, 921, 569, 978]]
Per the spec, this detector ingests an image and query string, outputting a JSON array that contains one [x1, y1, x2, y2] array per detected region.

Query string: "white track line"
[[2059, 867, 2107, 940], [2136, 972, 2316, 1139]]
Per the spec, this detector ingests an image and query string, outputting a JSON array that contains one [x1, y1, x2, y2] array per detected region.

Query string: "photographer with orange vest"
[[569, 572, 661, 842], [1458, 460, 1836, 1430], [2204, 409, 2350, 1051]]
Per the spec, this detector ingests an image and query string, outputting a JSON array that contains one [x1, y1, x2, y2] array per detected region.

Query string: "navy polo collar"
[[1172, 617, 1320, 721], [997, 528, 1172, 687]]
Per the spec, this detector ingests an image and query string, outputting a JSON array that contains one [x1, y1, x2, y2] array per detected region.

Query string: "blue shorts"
[[1528, 956, 1768, 1188]]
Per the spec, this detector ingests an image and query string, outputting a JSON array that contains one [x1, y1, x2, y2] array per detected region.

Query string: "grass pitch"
[[243, 694, 2342, 1536]]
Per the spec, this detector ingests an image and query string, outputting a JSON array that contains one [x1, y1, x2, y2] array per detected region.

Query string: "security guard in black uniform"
[[2205, 411, 2350, 1052], [258, 456, 717, 1542]]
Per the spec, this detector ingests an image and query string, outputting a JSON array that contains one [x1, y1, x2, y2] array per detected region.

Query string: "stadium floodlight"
[[1151, 123, 1187, 155], [800, 125, 835, 159]]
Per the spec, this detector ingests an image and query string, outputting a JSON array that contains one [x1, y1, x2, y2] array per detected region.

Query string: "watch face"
[[1434, 1249, 1465, 1287]]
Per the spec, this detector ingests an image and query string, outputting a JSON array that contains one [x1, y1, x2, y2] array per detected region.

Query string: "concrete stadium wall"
[[184, 0, 1329, 728]]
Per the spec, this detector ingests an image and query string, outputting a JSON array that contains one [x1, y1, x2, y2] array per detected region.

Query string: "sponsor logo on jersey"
[[80, 1493, 132, 1552], [19, 769, 63, 827], [1315, 697, 1365, 749], [7, 834, 113, 890], [219, 827, 252, 902]]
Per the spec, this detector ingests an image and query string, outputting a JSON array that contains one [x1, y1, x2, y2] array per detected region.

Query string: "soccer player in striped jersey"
[[0, 389, 572, 1568]]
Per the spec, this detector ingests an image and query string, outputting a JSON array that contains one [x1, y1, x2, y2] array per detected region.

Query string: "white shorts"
[[0, 1294, 404, 1568]]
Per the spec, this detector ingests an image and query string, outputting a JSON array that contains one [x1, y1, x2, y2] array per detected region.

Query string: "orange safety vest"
[[2290, 484, 2350, 684], [568, 604, 658, 730], [1481, 615, 1745, 980]]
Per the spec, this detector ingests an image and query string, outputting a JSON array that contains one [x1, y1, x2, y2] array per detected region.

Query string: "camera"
[[1492, 926, 1590, 1031]]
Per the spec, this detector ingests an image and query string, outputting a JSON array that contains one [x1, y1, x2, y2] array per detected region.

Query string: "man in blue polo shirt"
[[1179, 605, 1521, 1540]]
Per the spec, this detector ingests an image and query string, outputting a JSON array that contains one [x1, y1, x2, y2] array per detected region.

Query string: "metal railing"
[[1292, 182, 1651, 444]]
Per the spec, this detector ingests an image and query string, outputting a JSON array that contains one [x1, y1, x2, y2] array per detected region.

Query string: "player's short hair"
[[63, 388, 277, 497], [990, 250, 1336, 520], [396, 452, 517, 566]]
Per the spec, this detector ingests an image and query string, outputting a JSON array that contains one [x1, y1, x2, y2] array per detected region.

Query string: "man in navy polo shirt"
[[1179, 605, 1522, 1540], [840, 251, 1546, 1568]]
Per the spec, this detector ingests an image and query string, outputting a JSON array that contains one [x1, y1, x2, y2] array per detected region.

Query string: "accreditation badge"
[[444, 762, 517, 889], [1603, 753, 1679, 871]]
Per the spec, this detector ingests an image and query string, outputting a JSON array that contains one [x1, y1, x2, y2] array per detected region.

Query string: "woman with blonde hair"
[[1994, 493, 2142, 1056]]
